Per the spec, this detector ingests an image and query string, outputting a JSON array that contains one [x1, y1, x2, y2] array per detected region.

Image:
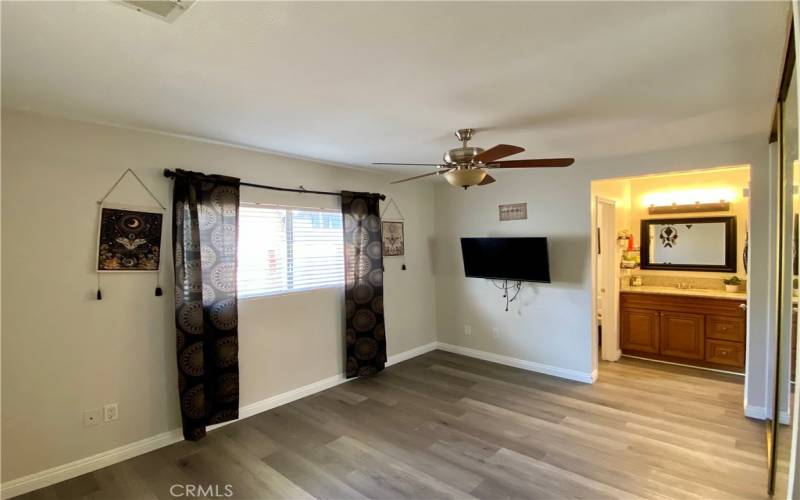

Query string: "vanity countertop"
[[620, 284, 746, 301]]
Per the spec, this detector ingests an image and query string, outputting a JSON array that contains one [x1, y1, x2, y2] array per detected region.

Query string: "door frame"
[[592, 196, 622, 375]]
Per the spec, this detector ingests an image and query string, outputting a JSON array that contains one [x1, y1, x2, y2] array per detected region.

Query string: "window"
[[237, 205, 344, 298]]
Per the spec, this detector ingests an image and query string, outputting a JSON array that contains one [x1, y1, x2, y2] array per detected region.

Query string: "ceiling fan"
[[374, 129, 574, 189]]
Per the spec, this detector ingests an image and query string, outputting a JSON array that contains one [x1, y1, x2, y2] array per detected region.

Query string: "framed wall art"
[[382, 221, 405, 257], [499, 203, 528, 221], [97, 204, 163, 272]]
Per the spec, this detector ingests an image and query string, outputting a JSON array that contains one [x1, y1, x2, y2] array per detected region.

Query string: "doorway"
[[591, 167, 752, 382], [596, 197, 621, 363]]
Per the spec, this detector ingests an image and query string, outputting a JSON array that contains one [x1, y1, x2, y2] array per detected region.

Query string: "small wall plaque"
[[499, 203, 527, 221]]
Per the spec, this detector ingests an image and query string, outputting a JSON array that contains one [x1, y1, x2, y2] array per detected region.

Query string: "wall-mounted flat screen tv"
[[460, 237, 551, 283]]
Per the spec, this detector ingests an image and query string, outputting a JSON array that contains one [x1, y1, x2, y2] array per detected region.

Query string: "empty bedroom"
[[3, 1, 800, 499]]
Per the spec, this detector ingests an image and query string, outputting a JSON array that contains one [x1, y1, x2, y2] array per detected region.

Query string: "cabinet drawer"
[[706, 316, 745, 342], [705, 339, 745, 368]]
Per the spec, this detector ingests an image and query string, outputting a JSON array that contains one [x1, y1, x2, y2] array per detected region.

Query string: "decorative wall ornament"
[[382, 221, 405, 256], [95, 169, 167, 299], [97, 206, 163, 271], [659, 225, 679, 248], [743, 222, 749, 274], [499, 203, 527, 221], [380, 197, 406, 267]]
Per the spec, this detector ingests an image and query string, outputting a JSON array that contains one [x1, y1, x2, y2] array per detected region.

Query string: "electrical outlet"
[[464, 324, 472, 336], [103, 403, 119, 423], [492, 327, 500, 339], [83, 408, 101, 427]]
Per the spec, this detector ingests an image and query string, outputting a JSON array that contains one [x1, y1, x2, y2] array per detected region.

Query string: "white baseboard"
[[743, 405, 793, 425], [224, 341, 437, 425], [744, 404, 768, 420], [0, 341, 437, 499], [235, 373, 349, 424], [435, 342, 595, 383], [0, 429, 185, 499], [387, 341, 438, 366]]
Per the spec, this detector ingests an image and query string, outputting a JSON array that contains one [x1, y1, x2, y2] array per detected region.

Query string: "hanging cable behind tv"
[[492, 279, 522, 312]]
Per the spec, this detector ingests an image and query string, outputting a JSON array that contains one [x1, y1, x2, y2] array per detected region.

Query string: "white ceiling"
[[1, 1, 790, 174]]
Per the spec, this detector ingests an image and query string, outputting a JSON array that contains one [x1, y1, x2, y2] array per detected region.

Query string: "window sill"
[[238, 284, 344, 301]]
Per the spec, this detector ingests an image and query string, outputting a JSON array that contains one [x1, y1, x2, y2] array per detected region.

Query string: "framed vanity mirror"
[[640, 216, 736, 272]]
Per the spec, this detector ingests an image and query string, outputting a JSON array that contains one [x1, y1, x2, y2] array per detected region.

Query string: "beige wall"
[[592, 177, 632, 242], [0, 110, 437, 481]]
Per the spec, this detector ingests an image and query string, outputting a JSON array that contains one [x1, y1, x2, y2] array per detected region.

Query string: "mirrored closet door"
[[772, 23, 798, 498]]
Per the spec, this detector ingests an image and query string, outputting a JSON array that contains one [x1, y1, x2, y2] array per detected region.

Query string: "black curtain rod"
[[163, 169, 385, 200]]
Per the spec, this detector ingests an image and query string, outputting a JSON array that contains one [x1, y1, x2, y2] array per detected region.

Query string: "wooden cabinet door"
[[660, 311, 704, 360], [620, 308, 660, 353]]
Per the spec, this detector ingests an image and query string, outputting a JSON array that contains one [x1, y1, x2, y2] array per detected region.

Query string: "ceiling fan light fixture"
[[380, 128, 574, 186], [444, 169, 486, 188]]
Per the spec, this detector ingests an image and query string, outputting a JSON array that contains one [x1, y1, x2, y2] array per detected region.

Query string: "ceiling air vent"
[[117, 0, 195, 23]]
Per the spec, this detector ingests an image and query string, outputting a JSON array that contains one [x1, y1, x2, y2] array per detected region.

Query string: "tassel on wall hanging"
[[95, 169, 166, 300], [380, 197, 406, 270]]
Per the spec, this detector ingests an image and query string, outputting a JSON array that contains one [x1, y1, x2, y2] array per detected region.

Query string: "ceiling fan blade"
[[390, 170, 450, 184], [479, 174, 496, 186], [373, 162, 441, 166], [474, 144, 525, 164], [489, 158, 575, 169]]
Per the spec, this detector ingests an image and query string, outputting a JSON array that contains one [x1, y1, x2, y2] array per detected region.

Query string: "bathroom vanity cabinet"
[[620, 291, 746, 372]]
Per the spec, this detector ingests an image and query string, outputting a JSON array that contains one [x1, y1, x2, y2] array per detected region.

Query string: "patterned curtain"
[[172, 169, 240, 441], [342, 191, 386, 378]]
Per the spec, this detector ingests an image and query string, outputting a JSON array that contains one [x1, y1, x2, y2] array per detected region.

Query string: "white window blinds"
[[237, 205, 344, 298]]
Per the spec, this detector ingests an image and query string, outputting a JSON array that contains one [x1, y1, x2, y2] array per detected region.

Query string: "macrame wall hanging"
[[381, 197, 406, 270], [95, 169, 166, 300]]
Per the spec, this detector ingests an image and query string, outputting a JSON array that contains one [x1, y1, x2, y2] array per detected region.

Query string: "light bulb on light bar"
[[647, 199, 730, 214], [641, 187, 738, 208]]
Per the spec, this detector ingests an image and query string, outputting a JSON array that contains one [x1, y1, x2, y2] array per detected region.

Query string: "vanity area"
[[620, 286, 746, 372], [619, 213, 748, 373]]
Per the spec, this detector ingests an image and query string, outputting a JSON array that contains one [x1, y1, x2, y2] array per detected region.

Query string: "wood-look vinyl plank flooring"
[[17, 351, 767, 499]]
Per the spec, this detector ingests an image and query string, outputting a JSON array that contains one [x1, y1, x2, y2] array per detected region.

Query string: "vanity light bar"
[[648, 200, 730, 215]]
